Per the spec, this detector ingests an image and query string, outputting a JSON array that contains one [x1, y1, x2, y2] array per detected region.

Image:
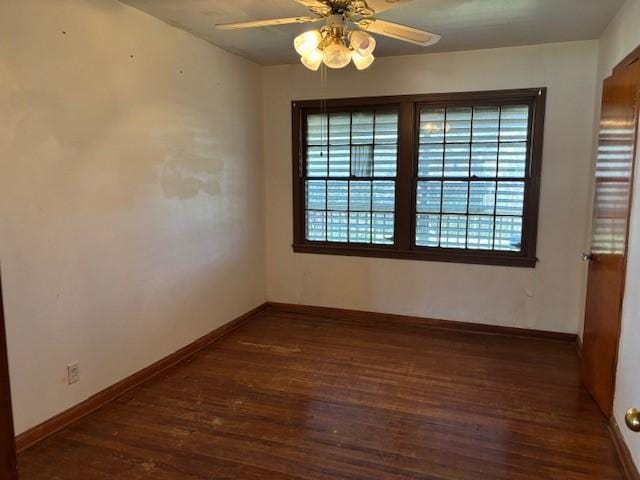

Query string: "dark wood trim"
[[265, 302, 577, 342], [292, 101, 304, 248], [395, 101, 414, 251], [292, 243, 537, 267], [292, 88, 545, 108], [291, 88, 546, 268], [524, 87, 546, 262], [576, 334, 583, 360], [0, 274, 18, 479], [614, 44, 640, 74], [15, 303, 268, 453], [610, 416, 640, 480]]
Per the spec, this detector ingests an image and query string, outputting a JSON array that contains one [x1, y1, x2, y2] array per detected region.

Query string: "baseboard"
[[610, 417, 640, 480], [265, 302, 577, 343], [15, 302, 268, 453], [576, 335, 583, 359]]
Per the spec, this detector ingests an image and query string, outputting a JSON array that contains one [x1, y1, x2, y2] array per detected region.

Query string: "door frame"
[[608, 48, 640, 416], [0, 272, 18, 479], [582, 44, 640, 417]]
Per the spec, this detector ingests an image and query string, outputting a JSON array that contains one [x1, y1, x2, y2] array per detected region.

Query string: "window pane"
[[440, 215, 467, 248], [442, 181, 468, 214], [329, 113, 350, 145], [471, 143, 498, 177], [351, 145, 374, 177], [352, 112, 374, 144], [417, 181, 442, 213], [418, 144, 444, 177], [498, 142, 527, 178], [413, 100, 533, 256], [375, 112, 398, 144], [329, 145, 350, 177], [495, 216, 523, 251], [307, 146, 328, 177], [445, 108, 472, 143], [472, 107, 499, 143], [307, 113, 327, 146], [500, 105, 529, 142], [349, 181, 372, 211], [416, 214, 440, 247], [374, 144, 397, 177], [306, 180, 326, 210], [419, 108, 446, 144], [468, 181, 496, 215], [467, 216, 494, 250], [444, 144, 470, 177], [496, 181, 525, 215], [327, 211, 348, 242], [372, 212, 394, 244], [349, 212, 371, 243], [306, 211, 326, 241], [372, 181, 395, 212], [327, 180, 348, 211]]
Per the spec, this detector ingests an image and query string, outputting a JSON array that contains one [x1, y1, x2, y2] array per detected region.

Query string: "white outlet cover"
[[67, 362, 80, 385]]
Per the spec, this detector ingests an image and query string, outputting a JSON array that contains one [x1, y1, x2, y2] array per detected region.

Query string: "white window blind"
[[304, 110, 399, 245], [415, 105, 530, 252]]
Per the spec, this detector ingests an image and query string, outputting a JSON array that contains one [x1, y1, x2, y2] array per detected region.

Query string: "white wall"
[[597, 0, 640, 469], [0, 0, 266, 434], [263, 41, 599, 334]]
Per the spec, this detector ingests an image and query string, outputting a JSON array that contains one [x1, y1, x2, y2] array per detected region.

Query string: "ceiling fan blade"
[[365, 0, 414, 14], [360, 19, 441, 46], [217, 16, 321, 30]]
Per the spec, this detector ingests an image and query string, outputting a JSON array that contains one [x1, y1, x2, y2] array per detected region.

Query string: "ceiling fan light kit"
[[217, 0, 441, 72], [352, 50, 375, 70], [295, 14, 375, 70]]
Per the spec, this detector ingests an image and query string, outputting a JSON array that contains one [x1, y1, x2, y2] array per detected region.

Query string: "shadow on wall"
[[2, 88, 225, 205], [156, 122, 224, 200]]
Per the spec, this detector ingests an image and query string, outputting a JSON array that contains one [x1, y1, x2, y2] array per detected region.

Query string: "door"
[[581, 59, 640, 417], [0, 274, 18, 479]]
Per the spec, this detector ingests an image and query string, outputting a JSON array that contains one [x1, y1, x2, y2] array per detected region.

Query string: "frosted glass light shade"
[[349, 30, 376, 56], [322, 42, 351, 69], [301, 49, 323, 71], [294, 30, 322, 56], [351, 50, 374, 70]]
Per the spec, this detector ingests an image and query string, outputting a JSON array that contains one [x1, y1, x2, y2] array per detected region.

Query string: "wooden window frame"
[[292, 88, 547, 268]]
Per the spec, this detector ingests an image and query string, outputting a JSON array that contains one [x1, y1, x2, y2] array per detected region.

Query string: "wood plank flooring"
[[18, 308, 623, 479]]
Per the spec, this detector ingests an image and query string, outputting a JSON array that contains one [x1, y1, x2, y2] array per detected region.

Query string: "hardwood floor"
[[18, 307, 623, 479]]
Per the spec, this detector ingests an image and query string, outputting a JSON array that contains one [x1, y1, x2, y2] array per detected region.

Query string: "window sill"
[[292, 243, 537, 268]]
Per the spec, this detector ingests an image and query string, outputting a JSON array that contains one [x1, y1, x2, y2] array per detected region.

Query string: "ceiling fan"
[[216, 0, 441, 71]]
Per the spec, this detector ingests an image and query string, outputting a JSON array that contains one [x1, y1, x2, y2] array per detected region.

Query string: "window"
[[292, 89, 546, 267], [304, 108, 399, 245]]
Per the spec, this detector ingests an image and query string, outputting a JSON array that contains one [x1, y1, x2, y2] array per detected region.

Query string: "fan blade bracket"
[[349, 1, 375, 17], [295, 0, 332, 16]]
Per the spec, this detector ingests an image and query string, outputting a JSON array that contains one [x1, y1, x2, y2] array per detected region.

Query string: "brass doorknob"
[[626, 408, 640, 432]]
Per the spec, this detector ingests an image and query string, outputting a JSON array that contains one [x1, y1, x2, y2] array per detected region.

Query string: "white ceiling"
[[120, 0, 625, 65]]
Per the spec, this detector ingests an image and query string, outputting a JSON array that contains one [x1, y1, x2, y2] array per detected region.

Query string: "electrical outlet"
[[67, 362, 80, 385]]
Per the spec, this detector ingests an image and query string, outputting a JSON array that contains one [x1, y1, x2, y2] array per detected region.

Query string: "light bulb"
[[300, 49, 323, 71], [294, 30, 322, 56], [349, 30, 376, 56], [351, 50, 374, 70], [322, 42, 351, 69]]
